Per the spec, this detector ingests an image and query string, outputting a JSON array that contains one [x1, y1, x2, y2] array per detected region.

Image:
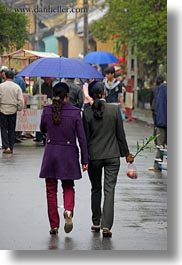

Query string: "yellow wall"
[[69, 36, 84, 58], [95, 39, 116, 54]]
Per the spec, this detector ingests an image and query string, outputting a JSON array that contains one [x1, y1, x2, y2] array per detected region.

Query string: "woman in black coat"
[[83, 81, 134, 238]]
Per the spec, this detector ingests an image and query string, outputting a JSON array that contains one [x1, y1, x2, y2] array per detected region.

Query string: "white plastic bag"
[[126, 163, 137, 179]]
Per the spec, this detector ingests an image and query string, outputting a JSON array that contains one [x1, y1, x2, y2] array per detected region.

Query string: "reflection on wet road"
[[0, 122, 167, 250]]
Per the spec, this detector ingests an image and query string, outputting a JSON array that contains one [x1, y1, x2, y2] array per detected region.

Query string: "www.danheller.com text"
[[4, 5, 88, 14]]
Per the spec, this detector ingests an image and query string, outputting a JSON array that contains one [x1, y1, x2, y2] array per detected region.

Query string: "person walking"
[[33, 77, 55, 143], [0, 70, 24, 154], [13, 72, 27, 142], [82, 81, 134, 238], [150, 75, 164, 144], [104, 66, 126, 121], [114, 71, 126, 121], [82, 79, 94, 109], [13, 72, 26, 93], [65, 78, 83, 109], [149, 76, 167, 171], [0, 66, 8, 83], [39, 82, 89, 235], [0, 67, 8, 149]]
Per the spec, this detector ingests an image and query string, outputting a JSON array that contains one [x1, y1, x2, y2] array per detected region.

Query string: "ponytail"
[[51, 82, 69, 125], [88, 81, 105, 119], [92, 98, 105, 119], [52, 98, 63, 125]]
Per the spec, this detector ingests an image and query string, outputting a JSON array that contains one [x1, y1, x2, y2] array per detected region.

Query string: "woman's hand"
[[126, 154, 134, 163], [82, 164, 89, 171]]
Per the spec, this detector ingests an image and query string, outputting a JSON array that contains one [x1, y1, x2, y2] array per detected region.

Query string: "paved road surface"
[[0, 121, 167, 250]]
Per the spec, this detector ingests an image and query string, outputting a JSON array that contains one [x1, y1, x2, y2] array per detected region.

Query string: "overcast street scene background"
[[0, 114, 167, 250], [1, 0, 181, 264]]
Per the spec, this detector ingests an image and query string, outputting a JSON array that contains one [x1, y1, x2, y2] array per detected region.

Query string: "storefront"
[[15, 94, 47, 132], [1, 49, 59, 132]]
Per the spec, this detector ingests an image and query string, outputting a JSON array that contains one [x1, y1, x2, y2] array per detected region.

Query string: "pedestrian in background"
[[33, 77, 55, 143], [104, 66, 126, 121], [82, 79, 94, 109], [83, 81, 134, 238], [0, 70, 24, 154], [0, 66, 8, 83], [150, 75, 167, 171], [13, 72, 26, 93], [0, 67, 8, 149], [115, 71, 126, 121], [39, 82, 88, 235], [32, 77, 44, 95], [150, 75, 164, 144], [13, 71, 27, 142], [65, 78, 83, 109]]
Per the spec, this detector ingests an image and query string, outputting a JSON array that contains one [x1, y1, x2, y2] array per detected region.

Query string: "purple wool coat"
[[39, 102, 89, 180]]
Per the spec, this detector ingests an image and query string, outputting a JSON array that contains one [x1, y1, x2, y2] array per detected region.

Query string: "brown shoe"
[[103, 228, 112, 238], [64, 210, 73, 233], [3, 148, 12, 154]]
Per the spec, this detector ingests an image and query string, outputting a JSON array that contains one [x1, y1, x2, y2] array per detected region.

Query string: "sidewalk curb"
[[132, 108, 154, 127]]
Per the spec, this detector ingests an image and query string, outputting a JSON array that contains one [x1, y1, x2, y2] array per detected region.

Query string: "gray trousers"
[[88, 157, 120, 230], [154, 127, 167, 168]]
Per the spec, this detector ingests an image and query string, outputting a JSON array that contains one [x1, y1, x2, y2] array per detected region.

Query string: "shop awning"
[[1, 49, 60, 70], [1, 49, 59, 60]]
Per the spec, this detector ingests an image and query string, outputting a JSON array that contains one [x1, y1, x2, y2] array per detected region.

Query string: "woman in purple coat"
[[39, 82, 89, 235]]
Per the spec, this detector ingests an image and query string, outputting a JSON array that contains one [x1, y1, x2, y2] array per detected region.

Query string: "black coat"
[[155, 83, 167, 128], [83, 102, 129, 160]]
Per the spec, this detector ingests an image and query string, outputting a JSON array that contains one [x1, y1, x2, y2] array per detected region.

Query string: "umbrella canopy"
[[83, 51, 119, 65], [16, 57, 103, 79]]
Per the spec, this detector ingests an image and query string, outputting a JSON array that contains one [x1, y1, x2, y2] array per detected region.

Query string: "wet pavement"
[[0, 121, 167, 250]]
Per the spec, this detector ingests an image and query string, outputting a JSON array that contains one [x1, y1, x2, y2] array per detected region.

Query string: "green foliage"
[[138, 88, 151, 103], [0, 2, 29, 53], [90, 0, 167, 68], [132, 134, 159, 158]]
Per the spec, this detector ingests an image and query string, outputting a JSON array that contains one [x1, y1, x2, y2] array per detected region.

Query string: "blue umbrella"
[[16, 57, 103, 79], [83, 51, 119, 64]]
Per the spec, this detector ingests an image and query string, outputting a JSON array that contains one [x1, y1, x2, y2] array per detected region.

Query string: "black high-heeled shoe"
[[91, 225, 100, 232], [49, 227, 59, 235]]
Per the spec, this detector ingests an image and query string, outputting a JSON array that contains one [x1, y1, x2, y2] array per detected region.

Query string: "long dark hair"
[[88, 81, 105, 119], [52, 82, 69, 125]]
